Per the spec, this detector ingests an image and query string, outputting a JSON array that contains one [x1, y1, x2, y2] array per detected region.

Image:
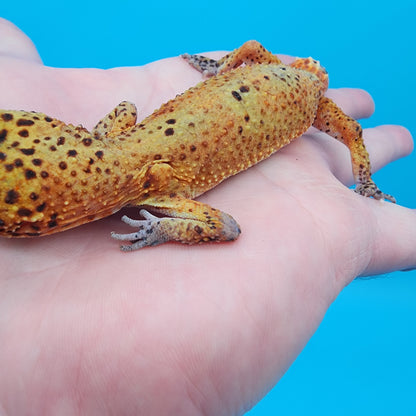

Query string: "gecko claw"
[[111, 209, 164, 250]]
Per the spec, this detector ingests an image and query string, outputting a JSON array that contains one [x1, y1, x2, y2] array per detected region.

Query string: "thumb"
[[358, 125, 415, 275], [363, 202, 416, 276]]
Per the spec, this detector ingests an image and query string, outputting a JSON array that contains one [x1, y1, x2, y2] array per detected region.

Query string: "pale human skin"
[[0, 18, 414, 415]]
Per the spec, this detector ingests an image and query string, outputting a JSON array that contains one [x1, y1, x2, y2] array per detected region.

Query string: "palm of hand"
[[0, 19, 413, 415]]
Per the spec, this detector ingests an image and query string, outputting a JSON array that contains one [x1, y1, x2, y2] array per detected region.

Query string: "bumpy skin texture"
[[0, 41, 394, 250]]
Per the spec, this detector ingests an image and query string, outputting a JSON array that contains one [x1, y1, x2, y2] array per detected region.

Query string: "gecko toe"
[[355, 183, 396, 203]]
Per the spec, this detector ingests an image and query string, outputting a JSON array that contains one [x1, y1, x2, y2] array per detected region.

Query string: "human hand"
[[0, 18, 414, 415]]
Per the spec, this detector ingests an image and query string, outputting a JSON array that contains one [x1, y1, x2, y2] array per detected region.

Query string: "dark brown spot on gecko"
[[59, 161, 67, 170], [95, 150, 104, 159], [5, 190, 19, 204], [166, 119, 176, 124], [16, 119, 35, 126], [179, 153, 186, 160], [190, 145, 196, 152], [30, 192, 39, 200], [165, 128, 174, 136], [18, 129, 29, 137], [25, 169, 36, 179], [14, 159, 23, 167], [154, 154, 162, 160], [194, 225, 203, 234], [49, 145, 57, 151], [0, 152, 6, 161], [11, 141, 19, 147], [5, 164, 13, 172], [1, 113, 13, 121], [239, 85, 250, 93], [0, 129, 8, 143], [57, 137, 65, 146], [231, 90, 242, 101], [40, 171, 49, 178], [48, 220, 57, 228], [82, 138, 92, 146], [32, 159, 43, 166], [244, 115, 250, 122], [67, 150, 77, 157], [143, 180, 151, 189], [44, 116, 53, 122], [20, 148, 35, 156], [17, 208, 33, 217]]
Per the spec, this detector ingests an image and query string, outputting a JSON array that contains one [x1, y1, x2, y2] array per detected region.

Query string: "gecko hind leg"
[[111, 196, 241, 251], [313, 96, 396, 203], [182, 40, 282, 76]]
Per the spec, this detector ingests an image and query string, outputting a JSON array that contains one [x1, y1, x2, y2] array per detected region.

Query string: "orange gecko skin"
[[0, 41, 394, 250]]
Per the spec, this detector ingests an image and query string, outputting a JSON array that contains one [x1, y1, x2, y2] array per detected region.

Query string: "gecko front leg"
[[111, 195, 241, 251]]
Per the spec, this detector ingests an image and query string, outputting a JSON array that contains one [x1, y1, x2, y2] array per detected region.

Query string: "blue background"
[[2, 1, 415, 414]]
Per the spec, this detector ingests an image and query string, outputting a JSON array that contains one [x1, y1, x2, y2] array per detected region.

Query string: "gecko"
[[0, 41, 395, 251]]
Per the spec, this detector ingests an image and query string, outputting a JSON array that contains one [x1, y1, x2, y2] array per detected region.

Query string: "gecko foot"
[[181, 53, 220, 76], [111, 209, 167, 251], [111, 206, 241, 251], [355, 182, 396, 203]]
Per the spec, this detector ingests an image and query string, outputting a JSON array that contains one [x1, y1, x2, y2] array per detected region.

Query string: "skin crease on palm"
[[0, 17, 414, 415]]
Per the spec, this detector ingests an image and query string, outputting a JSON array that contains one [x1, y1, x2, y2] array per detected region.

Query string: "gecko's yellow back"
[[119, 63, 323, 198]]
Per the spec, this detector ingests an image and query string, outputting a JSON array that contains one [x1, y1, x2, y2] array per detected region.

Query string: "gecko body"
[[0, 41, 394, 250]]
